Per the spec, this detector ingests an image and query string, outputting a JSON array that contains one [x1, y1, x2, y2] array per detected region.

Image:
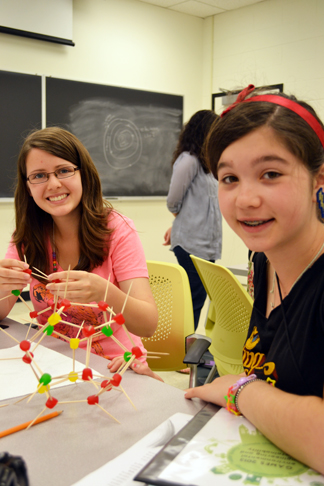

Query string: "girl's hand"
[[184, 374, 244, 408], [107, 355, 125, 372], [46, 270, 106, 303], [0, 259, 32, 294], [163, 227, 172, 246]]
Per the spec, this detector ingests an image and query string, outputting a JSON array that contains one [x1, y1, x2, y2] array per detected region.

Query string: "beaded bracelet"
[[224, 374, 257, 416]]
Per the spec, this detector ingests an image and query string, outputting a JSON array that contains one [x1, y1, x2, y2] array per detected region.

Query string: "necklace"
[[270, 240, 324, 310], [52, 223, 58, 272]]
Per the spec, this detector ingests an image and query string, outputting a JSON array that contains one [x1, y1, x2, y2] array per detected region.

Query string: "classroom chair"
[[183, 256, 253, 386], [143, 261, 210, 384]]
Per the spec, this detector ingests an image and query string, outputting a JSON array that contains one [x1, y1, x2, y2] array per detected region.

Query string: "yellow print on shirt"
[[243, 326, 277, 386]]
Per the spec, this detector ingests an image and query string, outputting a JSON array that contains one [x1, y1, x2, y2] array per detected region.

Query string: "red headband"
[[221, 84, 324, 149]]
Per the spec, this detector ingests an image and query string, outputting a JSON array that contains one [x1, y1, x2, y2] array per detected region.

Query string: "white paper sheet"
[[159, 408, 324, 485], [71, 412, 192, 486], [0, 344, 100, 401]]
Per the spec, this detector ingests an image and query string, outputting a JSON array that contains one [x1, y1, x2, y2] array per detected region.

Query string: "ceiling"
[[137, 0, 269, 19]]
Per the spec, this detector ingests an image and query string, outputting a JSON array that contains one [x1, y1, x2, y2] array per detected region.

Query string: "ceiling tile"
[[170, 1, 224, 18]]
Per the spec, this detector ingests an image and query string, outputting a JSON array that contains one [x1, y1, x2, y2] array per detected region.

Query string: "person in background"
[[185, 85, 324, 474], [0, 127, 158, 362], [163, 110, 222, 331]]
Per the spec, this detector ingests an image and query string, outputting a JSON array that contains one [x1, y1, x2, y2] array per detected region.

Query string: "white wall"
[[0, 0, 206, 266], [207, 0, 324, 267], [2, 0, 323, 271]]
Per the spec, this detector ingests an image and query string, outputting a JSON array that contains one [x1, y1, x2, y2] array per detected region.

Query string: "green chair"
[[184, 256, 253, 383]]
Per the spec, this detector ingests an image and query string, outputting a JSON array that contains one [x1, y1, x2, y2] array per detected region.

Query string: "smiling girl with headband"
[[185, 85, 324, 474]]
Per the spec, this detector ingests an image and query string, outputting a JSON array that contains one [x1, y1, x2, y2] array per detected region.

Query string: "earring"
[[316, 188, 324, 218]]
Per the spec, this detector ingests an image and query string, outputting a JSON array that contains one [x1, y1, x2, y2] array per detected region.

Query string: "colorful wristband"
[[225, 374, 257, 416]]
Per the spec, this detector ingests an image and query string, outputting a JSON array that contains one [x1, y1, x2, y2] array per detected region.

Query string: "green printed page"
[[159, 408, 323, 486]]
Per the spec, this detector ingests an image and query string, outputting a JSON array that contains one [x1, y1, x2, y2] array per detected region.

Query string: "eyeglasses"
[[26, 167, 80, 184]]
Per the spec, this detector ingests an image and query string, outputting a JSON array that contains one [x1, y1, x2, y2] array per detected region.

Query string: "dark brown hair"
[[172, 110, 219, 173], [206, 93, 324, 180], [13, 127, 113, 277]]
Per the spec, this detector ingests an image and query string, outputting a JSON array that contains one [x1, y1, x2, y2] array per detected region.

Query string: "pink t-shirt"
[[6, 211, 148, 361]]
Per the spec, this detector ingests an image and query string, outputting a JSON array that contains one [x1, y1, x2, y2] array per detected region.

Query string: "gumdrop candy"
[[82, 368, 93, 381], [46, 397, 58, 409], [101, 326, 113, 337], [68, 371, 78, 382], [44, 325, 54, 335], [87, 395, 99, 405], [61, 298, 71, 309], [48, 313, 62, 326], [101, 379, 111, 389], [70, 338, 80, 350], [98, 301, 109, 311], [83, 325, 95, 337], [38, 385, 49, 394], [114, 313, 125, 325], [23, 268, 32, 275], [110, 374, 122, 387], [124, 351, 132, 362], [29, 310, 38, 319], [11, 289, 20, 296], [132, 346, 143, 359], [19, 340, 31, 352], [22, 352, 34, 364], [40, 373, 52, 386]]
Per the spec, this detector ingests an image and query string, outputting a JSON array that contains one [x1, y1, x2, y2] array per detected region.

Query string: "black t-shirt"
[[243, 252, 324, 397]]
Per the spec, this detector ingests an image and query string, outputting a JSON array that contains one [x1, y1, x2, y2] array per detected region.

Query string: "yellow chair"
[[189, 255, 253, 377], [142, 260, 196, 372]]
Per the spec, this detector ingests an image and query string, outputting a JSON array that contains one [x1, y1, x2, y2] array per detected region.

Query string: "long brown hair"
[[13, 127, 113, 277]]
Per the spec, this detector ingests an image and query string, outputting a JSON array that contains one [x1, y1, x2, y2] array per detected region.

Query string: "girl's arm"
[[46, 271, 158, 337], [185, 376, 324, 474], [0, 259, 32, 321], [167, 153, 198, 214]]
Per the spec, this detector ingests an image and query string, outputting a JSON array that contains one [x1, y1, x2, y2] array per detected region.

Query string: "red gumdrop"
[[29, 310, 38, 319], [132, 346, 143, 359], [22, 352, 34, 364], [82, 368, 93, 381], [114, 313, 125, 325], [23, 268, 32, 275], [46, 397, 58, 409], [98, 301, 109, 311], [83, 325, 95, 337], [61, 298, 71, 309], [110, 374, 122, 387], [101, 380, 112, 391], [19, 340, 31, 352], [52, 279, 62, 284], [87, 395, 99, 405]]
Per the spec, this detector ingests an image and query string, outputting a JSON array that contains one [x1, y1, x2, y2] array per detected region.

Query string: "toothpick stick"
[[104, 274, 111, 302], [59, 320, 84, 329], [121, 281, 133, 314], [57, 400, 87, 404], [32, 267, 49, 278], [31, 331, 48, 353], [76, 320, 85, 339], [0, 327, 20, 344], [31, 272, 49, 280], [0, 294, 12, 302], [119, 355, 136, 376], [146, 351, 170, 355], [18, 294, 33, 311], [120, 385, 136, 409], [95, 403, 120, 423], [63, 265, 71, 299], [26, 407, 47, 429]]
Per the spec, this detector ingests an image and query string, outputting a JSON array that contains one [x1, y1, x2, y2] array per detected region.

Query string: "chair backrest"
[[190, 255, 253, 376], [143, 260, 195, 371]]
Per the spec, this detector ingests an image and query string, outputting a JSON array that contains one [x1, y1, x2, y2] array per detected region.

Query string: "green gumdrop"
[[124, 351, 132, 362], [44, 325, 54, 336], [39, 373, 51, 386], [101, 326, 113, 337], [11, 289, 21, 296]]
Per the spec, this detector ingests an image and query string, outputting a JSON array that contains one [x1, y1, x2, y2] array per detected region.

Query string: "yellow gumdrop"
[[70, 338, 80, 350], [68, 371, 78, 382], [38, 384, 49, 394], [48, 313, 62, 326]]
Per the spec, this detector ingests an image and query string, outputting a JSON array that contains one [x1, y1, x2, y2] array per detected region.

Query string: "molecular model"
[[0, 265, 156, 428]]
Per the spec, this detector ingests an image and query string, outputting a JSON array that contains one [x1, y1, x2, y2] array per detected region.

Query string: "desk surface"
[[0, 318, 205, 486]]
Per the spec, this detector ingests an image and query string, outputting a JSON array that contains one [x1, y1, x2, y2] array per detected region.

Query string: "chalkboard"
[[0, 70, 42, 197], [46, 77, 183, 197]]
